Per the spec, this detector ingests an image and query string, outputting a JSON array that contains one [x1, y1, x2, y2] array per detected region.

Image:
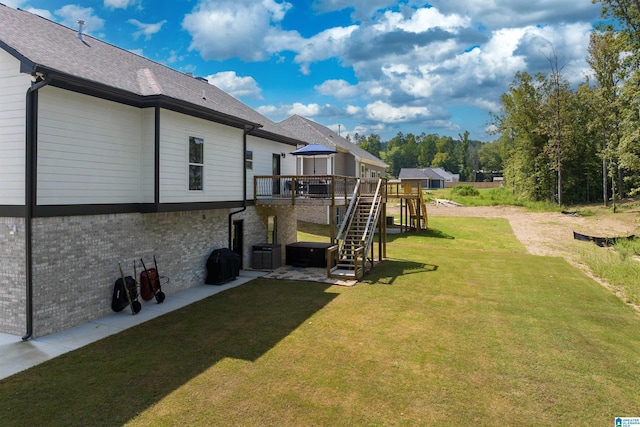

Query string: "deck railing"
[[386, 181, 423, 198], [254, 175, 359, 205]]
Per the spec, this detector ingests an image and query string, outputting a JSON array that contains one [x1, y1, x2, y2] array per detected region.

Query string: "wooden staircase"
[[328, 179, 384, 280], [407, 190, 428, 230]]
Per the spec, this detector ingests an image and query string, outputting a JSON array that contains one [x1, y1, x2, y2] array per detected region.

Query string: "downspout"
[[23, 74, 50, 341], [154, 106, 160, 212], [228, 125, 257, 249]]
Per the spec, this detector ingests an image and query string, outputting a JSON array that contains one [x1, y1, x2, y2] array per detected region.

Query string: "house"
[[279, 115, 388, 224], [398, 167, 459, 189], [432, 167, 460, 184], [0, 5, 305, 338]]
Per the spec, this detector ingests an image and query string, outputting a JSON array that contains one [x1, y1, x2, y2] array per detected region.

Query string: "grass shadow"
[[0, 280, 337, 426], [361, 258, 438, 285], [386, 227, 454, 243]]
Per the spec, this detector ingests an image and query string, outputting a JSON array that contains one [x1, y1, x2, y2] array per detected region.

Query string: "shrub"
[[450, 184, 480, 197]]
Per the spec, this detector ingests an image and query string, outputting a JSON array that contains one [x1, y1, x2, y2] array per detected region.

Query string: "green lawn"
[[1, 217, 639, 426]]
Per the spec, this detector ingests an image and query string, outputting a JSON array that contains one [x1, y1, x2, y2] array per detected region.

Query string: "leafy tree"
[[355, 133, 383, 159], [477, 140, 503, 180], [586, 29, 624, 207], [493, 72, 551, 200], [455, 131, 471, 180], [536, 47, 577, 205], [381, 132, 419, 177], [417, 133, 437, 167], [431, 152, 453, 170], [595, 0, 640, 197]]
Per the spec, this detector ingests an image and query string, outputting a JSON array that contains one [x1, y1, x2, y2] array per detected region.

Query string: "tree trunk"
[[611, 166, 617, 213], [557, 139, 562, 205], [602, 133, 608, 207], [602, 158, 608, 206], [618, 167, 624, 199]]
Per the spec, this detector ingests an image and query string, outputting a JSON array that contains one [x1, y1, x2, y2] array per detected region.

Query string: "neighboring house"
[[398, 168, 459, 189], [431, 167, 460, 184], [399, 168, 445, 189], [279, 115, 388, 224], [0, 5, 304, 338]]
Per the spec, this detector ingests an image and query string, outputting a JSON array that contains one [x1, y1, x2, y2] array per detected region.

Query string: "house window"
[[245, 150, 253, 170], [189, 136, 204, 191], [360, 164, 366, 178], [267, 216, 277, 244]]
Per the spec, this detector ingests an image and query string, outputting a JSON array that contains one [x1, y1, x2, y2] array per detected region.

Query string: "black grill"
[[205, 248, 241, 285]]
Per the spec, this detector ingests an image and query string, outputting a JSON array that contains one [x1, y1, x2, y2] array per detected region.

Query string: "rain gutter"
[[23, 74, 50, 341], [228, 125, 259, 249]]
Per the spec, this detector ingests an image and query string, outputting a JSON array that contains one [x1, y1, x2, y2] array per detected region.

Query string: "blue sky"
[[5, 0, 603, 141]]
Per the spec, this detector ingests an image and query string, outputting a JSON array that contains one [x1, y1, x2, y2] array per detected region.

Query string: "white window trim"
[[188, 135, 204, 192], [246, 150, 253, 170]]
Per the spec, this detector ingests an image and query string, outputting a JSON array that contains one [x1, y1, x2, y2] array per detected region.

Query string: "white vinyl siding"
[[334, 152, 350, 176], [159, 110, 243, 203], [37, 87, 143, 205], [246, 136, 296, 199], [140, 108, 155, 204], [0, 49, 31, 205]]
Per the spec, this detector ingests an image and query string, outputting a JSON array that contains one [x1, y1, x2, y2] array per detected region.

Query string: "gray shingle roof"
[[279, 115, 388, 168], [0, 4, 299, 142], [398, 168, 445, 180]]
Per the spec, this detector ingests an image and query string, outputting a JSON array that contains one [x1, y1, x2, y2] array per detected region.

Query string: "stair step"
[[336, 264, 356, 270], [330, 268, 358, 278]]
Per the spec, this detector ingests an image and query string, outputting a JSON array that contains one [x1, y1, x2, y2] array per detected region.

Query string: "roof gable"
[[0, 4, 299, 143], [398, 168, 445, 180], [279, 115, 388, 168]]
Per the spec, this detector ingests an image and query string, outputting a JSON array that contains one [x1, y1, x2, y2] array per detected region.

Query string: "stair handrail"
[[363, 195, 382, 255], [336, 179, 361, 242], [360, 178, 383, 243]]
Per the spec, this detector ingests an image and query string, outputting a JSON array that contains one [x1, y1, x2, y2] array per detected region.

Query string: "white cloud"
[[378, 8, 470, 34], [54, 5, 105, 34], [313, 0, 394, 20], [183, 0, 293, 61], [104, 0, 136, 9], [205, 71, 263, 100], [315, 80, 359, 99], [24, 8, 53, 20], [256, 104, 282, 116], [365, 100, 431, 123], [128, 18, 167, 41], [2, 0, 26, 8], [288, 102, 322, 116], [166, 50, 185, 64], [178, 1, 600, 139], [289, 25, 358, 70], [432, 0, 600, 29], [129, 48, 144, 57], [346, 105, 362, 115], [262, 0, 291, 21]]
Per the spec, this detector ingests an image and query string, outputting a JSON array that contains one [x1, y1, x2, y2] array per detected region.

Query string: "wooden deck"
[[254, 175, 360, 206]]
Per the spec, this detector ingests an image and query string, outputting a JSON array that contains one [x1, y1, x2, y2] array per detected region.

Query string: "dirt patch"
[[411, 204, 639, 309], [425, 205, 637, 258]]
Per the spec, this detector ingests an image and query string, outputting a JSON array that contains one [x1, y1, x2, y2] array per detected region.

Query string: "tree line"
[[352, 131, 503, 182], [492, 0, 640, 207]]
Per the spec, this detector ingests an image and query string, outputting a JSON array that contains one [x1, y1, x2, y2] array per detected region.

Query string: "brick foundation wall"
[[253, 205, 298, 265], [297, 205, 329, 225], [0, 217, 26, 335], [0, 205, 296, 337]]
